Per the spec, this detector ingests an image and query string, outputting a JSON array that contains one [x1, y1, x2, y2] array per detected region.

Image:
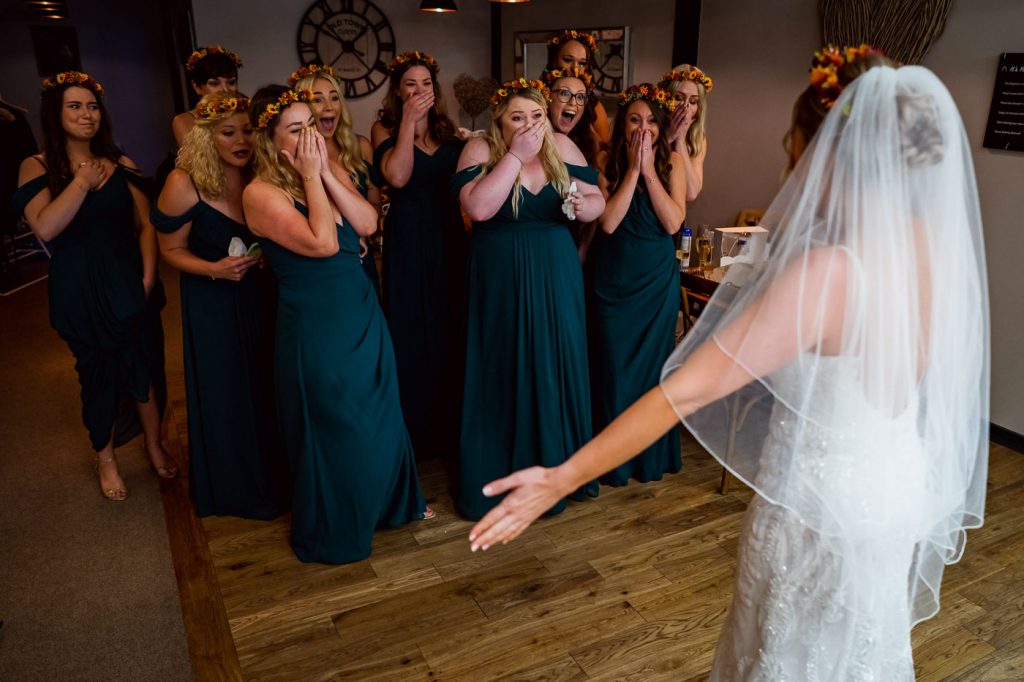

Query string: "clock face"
[[297, 0, 395, 99], [592, 40, 625, 95]]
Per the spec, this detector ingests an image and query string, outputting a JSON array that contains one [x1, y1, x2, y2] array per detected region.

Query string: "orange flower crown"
[[549, 30, 599, 56], [619, 84, 677, 113], [288, 64, 335, 88], [387, 51, 439, 75], [195, 96, 250, 121], [809, 44, 886, 109], [256, 89, 315, 130], [186, 46, 243, 73], [659, 66, 713, 93], [541, 66, 594, 94], [42, 71, 104, 97], [491, 78, 551, 107]]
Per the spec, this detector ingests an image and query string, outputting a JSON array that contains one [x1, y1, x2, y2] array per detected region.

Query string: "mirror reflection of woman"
[[453, 80, 605, 520], [14, 72, 176, 501], [370, 52, 467, 462], [153, 91, 289, 519], [590, 85, 686, 488], [290, 64, 381, 298], [172, 46, 243, 146], [242, 86, 432, 564], [658, 65, 711, 202]]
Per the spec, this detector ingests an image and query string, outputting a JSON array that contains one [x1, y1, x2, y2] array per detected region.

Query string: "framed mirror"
[[514, 26, 631, 101]]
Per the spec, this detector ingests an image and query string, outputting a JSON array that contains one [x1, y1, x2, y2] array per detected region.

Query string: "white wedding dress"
[[710, 356, 926, 681]]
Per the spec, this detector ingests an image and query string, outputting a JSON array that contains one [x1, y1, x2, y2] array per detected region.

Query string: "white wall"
[[192, 0, 491, 136]]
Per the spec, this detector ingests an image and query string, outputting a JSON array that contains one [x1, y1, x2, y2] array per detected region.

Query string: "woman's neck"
[[222, 162, 248, 193], [325, 134, 342, 160], [413, 117, 430, 143], [66, 138, 93, 160]]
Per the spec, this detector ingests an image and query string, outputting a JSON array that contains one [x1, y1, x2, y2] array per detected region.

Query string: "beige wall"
[[192, 0, 491, 136]]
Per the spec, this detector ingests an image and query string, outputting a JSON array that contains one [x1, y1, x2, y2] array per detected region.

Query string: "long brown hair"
[[39, 83, 121, 197], [378, 58, 457, 143], [605, 95, 673, 194]]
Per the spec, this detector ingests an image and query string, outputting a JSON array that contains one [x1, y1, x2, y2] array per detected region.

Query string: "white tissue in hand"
[[561, 181, 578, 221], [227, 237, 247, 257]]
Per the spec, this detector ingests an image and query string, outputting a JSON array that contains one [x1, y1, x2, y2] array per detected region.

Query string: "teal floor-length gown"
[[12, 165, 165, 451], [589, 189, 681, 485], [151, 193, 289, 519], [452, 163, 598, 520], [259, 198, 427, 564], [374, 138, 467, 461]]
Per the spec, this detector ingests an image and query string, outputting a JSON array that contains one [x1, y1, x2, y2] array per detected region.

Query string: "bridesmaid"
[[370, 51, 467, 461], [545, 30, 611, 150], [658, 65, 712, 201], [13, 71, 177, 500], [290, 64, 381, 298], [153, 91, 289, 519], [590, 84, 686, 486], [242, 85, 431, 564], [453, 79, 605, 520], [542, 65, 602, 259], [172, 46, 243, 146]]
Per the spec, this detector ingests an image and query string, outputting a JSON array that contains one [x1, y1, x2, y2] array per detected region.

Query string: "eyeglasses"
[[554, 88, 588, 106]]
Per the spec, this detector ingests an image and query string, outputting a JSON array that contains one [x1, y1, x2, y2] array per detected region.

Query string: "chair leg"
[[719, 467, 731, 494]]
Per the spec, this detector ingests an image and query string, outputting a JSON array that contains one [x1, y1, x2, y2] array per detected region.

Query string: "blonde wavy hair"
[[176, 91, 251, 199], [294, 72, 367, 185], [250, 85, 309, 201], [479, 89, 569, 219], [660, 63, 708, 158]]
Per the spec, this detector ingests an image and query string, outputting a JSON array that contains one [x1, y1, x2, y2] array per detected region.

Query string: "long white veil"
[[662, 65, 989, 626]]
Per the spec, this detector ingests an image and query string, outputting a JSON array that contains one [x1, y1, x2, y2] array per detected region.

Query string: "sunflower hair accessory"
[[186, 46, 243, 73], [256, 89, 315, 130], [541, 67, 594, 94], [387, 51, 439, 75], [809, 43, 886, 109], [659, 66, 713, 93], [491, 78, 551, 107], [42, 71, 104, 97], [195, 96, 251, 120], [288, 64, 334, 88], [548, 30, 599, 56], [619, 84, 676, 113]]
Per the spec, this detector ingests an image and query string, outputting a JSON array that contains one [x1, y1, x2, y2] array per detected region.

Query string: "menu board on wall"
[[984, 53, 1024, 152]]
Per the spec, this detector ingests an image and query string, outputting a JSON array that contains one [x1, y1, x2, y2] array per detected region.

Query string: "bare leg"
[[136, 383, 177, 478]]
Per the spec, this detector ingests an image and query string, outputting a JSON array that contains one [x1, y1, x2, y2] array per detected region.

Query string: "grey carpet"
[[0, 263, 192, 681]]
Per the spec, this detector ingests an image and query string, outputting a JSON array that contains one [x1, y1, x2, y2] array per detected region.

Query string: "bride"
[[468, 63, 989, 679]]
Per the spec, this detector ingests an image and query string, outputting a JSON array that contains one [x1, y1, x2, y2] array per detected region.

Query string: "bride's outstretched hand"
[[468, 466, 567, 551]]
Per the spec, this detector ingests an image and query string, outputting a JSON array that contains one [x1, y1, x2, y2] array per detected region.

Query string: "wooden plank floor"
[[165, 392, 1024, 680]]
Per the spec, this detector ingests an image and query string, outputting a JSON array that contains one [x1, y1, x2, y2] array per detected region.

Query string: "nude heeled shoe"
[[95, 455, 128, 501]]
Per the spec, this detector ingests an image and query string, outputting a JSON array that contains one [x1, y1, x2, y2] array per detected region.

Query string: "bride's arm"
[[469, 247, 849, 550]]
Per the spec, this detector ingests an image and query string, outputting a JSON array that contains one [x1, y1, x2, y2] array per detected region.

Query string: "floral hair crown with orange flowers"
[[541, 66, 594, 94], [195, 96, 250, 121], [548, 29, 599, 56], [288, 64, 334, 88], [491, 78, 551, 107], [809, 44, 886, 109], [42, 71, 104, 97], [186, 46, 243, 73], [659, 66, 713, 93], [256, 89, 315, 130], [387, 51, 439, 75], [619, 84, 677, 113]]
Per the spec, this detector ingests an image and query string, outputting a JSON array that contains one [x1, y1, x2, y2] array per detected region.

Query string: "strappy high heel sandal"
[[95, 455, 128, 501]]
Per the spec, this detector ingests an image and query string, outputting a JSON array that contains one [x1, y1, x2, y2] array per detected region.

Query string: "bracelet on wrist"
[[508, 151, 524, 166]]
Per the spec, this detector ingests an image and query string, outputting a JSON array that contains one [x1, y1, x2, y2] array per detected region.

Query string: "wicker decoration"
[[819, 0, 953, 65], [453, 73, 498, 129]]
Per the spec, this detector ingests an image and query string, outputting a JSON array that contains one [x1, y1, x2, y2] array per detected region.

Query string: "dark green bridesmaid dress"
[[12, 165, 164, 451], [373, 138, 467, 461], [589, 189, 681, 485], [452, 163, 598, 520], [259, 198, 427, 564], [151, 189, 289, 519]]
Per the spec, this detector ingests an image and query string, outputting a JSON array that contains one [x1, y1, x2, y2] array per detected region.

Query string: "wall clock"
[[296, 0, 395, 99]]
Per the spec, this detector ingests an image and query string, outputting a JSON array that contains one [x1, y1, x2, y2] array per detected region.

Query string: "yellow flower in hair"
[[42, 71, 105, 97]]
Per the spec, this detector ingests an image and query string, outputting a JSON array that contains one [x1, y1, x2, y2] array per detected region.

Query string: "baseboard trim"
[[990, 423, 1024, 454]]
